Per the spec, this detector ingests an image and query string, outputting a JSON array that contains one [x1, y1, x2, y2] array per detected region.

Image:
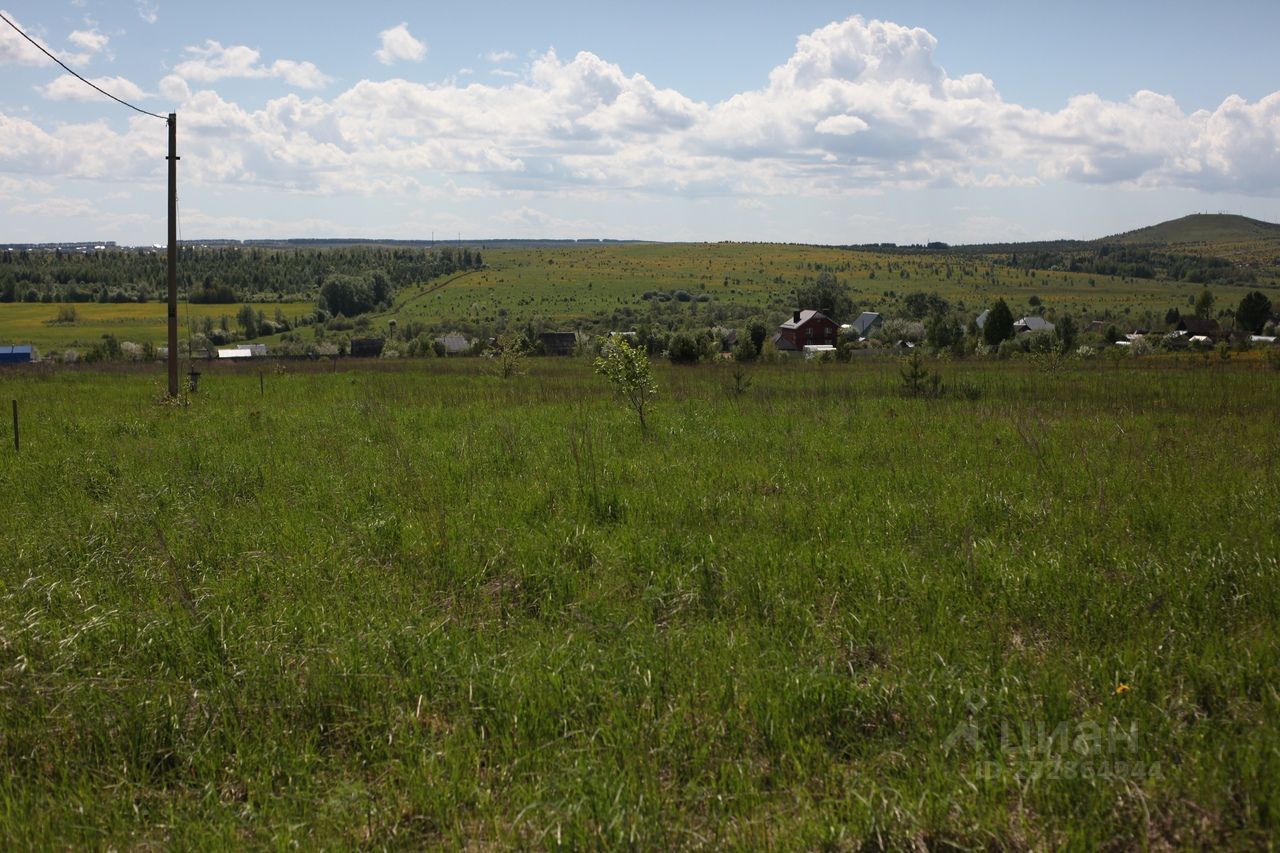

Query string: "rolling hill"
[[1103, 213, 1280, 245]]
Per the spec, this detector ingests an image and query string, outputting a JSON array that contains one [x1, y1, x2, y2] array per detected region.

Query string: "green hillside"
[[1104, 213, 1280, 245]]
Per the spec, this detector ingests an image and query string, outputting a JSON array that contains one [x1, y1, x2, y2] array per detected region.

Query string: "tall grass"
[[0, 357, 1277, 847]]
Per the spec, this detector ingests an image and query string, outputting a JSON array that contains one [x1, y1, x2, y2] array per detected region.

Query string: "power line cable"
[[0, 11, 167, 120]]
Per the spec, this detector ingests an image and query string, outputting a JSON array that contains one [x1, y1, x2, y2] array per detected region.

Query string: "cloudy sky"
[[2, 0, 1278, 245]]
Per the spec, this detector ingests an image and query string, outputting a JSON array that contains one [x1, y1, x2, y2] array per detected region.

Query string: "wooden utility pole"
[[167, 113, 179, 397]]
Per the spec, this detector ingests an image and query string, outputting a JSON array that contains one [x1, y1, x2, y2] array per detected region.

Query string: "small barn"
[[350, 337, 385, 358], [539, 331, 578, 356], [0, 344, 34, 364], [773, 310, 839, 352]]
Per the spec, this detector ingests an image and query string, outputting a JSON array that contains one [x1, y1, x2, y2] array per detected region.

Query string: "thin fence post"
[[11, 399, 17, 452]]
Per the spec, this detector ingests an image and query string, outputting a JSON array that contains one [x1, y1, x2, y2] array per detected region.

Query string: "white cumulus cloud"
[[174, 40, 330, 89], [39, 74, 146, 103], [67, 29, 108, 54], [5, 13, 1279, 208], [375, 23, 426, 65], [0, 9, 53, 65]]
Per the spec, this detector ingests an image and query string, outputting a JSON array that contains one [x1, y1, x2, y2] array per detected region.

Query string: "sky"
[[1, 0, 1279, 245]]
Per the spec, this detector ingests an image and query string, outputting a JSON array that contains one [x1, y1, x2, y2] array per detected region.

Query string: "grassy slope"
[[1105, 213, 1280, 245], [1, 359, 1277, 847], [376, 243, 1258, 334]]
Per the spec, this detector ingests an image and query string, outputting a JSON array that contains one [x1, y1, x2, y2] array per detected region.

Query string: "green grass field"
[[2, 242, 1268, 352], [0, 301, 314, 352], [1, 357, 1277, 847], [379, 243, 1263, 333]]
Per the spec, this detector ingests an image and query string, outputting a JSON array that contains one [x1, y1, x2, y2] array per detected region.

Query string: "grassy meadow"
[[0, 301, 313, 353], [1, 356, 1277, 847], [381, 242, 1261, 332]]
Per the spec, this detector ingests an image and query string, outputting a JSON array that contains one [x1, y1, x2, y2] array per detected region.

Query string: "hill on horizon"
[[1102, 213, 1280, 245]]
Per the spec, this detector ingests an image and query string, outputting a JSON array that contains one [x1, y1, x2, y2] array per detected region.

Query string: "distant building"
[[773, 310, 839, 352], [0, 344, 34, 364], [850, 312, 883, 337], [802, 344, 837, 359], [1176, 316, 1221, 339], [538, 331, 578, 356], [216, 343, 267, 359], [437, 333, 472, 355], [1014, 316, 1055, 334], [349, 338, 385, 358]]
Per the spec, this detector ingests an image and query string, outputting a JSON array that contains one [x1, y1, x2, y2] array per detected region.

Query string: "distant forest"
[[0, 245, 484, 306], [995, 246, 1253, 285], [862, 242, 1261, 286]]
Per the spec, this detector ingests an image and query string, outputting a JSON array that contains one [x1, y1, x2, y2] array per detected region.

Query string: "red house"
[[773, 310, 839, 352]]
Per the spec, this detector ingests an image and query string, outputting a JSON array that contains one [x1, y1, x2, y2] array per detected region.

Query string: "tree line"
[[0, 245, 483, 305], [998, 246, 1253, 285]]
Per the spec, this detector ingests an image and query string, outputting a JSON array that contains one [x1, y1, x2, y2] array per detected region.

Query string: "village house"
[[1176, 316, 1221, 340], [773, 310, 839, 352], [1014, 316, 1055, 334]]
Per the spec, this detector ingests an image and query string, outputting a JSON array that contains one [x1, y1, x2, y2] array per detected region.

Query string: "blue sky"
[[1, 1, 1278, 244]]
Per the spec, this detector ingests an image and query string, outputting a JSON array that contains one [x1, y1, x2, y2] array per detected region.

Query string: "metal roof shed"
[[0, 345, 34, 364]]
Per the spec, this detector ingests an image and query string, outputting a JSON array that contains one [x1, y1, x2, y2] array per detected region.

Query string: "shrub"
[[1025, 330, 1056, 354], [732, 338, 759, 362], [667, 332, 702, 364], [83, 334, 123, 363], [900, 350, 943, 398]]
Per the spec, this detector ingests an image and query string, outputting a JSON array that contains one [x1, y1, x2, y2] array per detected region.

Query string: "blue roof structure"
[[0, 344, 34, 363]]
